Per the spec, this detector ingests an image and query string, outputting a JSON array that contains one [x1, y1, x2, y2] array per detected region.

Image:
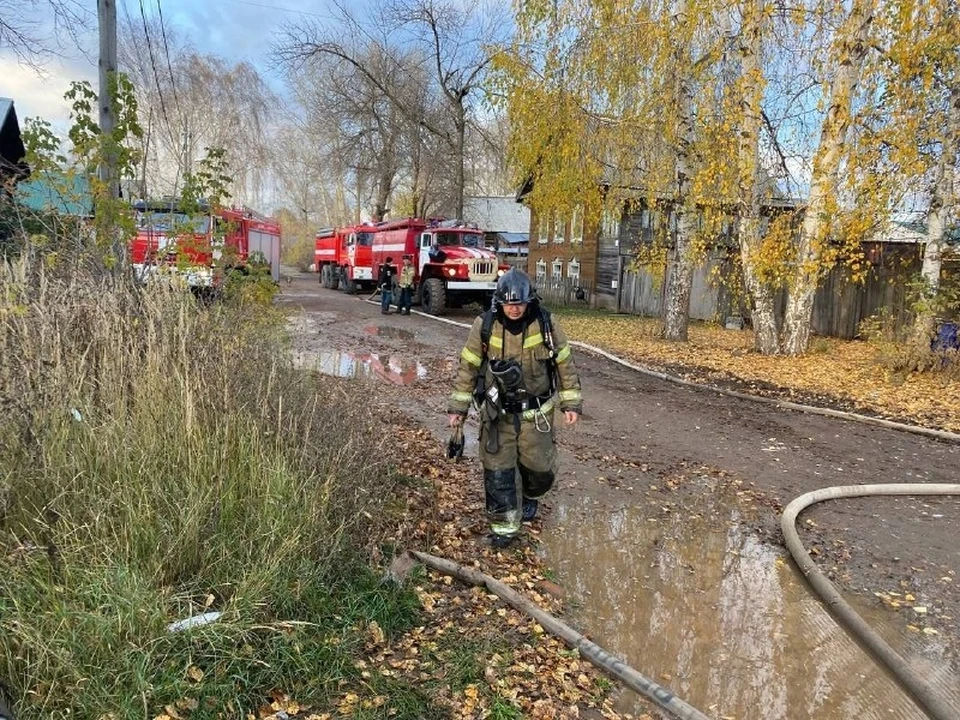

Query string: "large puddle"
[[294, 349, 428, 386], [541, 481, 960, 719]]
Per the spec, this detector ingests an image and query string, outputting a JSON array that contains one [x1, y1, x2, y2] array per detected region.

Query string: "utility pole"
[[98, 0, 118, 200], [98, 0, 124, 267]]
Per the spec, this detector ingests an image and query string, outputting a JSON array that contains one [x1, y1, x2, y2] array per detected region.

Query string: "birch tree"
[[494, 0, 728, 341], [118, 17, 275, 205], [782, 0, 876, 354], [918, 78, 960, 340], [733, 0, 782, 354], [881, 0, 960, 344]]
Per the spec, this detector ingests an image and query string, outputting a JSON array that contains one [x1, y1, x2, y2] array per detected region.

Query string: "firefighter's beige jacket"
[[447, 311, 583, 418]]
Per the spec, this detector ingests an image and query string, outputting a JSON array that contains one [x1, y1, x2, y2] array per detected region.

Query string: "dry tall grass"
[[0, 250, 412, 717]]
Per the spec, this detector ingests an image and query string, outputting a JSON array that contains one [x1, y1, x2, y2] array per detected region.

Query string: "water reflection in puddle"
[[364, 324, 417, 341], [541, 487, 960, 719], [295, 350, 427, 386]]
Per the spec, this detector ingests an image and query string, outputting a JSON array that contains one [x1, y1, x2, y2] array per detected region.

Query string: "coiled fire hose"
[[782, 483, 960, 720]]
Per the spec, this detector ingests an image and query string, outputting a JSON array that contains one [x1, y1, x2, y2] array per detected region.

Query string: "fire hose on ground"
[[399, 549, 713, 720], [782, 483, 960, 720]]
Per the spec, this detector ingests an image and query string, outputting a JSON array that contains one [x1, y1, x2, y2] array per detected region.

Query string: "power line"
[[138, 0, 172, 133], [155, 0, 183, 124]]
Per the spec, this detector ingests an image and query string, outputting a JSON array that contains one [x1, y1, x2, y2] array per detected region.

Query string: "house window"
[[601, 206, 620, 241], [571, 206, 584, 245], [641, 208, 651, 230], [567, 258, 581, 285], [538, 215, 549, 245], [535, 258, 547, 284], [551, 257, 563, 287], [554, 215, 565, 244]]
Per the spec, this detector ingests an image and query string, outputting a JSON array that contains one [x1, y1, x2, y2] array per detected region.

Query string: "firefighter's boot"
[[518, 464, 553, 524], [522, 498, 539, 522], [484, 468, 521, 542]]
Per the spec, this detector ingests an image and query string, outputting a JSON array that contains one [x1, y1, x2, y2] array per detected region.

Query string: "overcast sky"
[[1, 0, 347, 129]]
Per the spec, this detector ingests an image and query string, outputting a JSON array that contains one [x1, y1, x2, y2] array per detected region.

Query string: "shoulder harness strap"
[[537, 306, 559, 395], [474, 308, 496, 407], [480, 307, 495, 357]]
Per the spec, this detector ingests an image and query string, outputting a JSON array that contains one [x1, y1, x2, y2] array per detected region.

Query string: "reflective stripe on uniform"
[[490, 518, 520, 536], [460, 347, 482, 367], [556, 345, 571, 363], [489, 336, 503, 350], [522, 397, 555, 421], [523, 333, 543, 349], [559, 389, 582, 402], [451, 391, 473, 403]]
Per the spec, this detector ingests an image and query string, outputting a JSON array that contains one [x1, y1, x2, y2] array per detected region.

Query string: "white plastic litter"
[[167, 611, 223, 633]]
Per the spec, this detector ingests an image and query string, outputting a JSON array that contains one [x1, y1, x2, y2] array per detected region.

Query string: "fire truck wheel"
[[320, 265, 329, 286], [329, 267, 340, 290], [342, 276, 358, 295], [421, 277, 447, 315]]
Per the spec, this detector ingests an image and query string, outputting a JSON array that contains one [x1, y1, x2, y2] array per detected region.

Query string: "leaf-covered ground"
[[249, 423, 657, 720], [557, 312, 960, 433]]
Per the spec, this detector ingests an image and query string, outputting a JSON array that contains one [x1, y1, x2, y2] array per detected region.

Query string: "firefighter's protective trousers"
[[480, 408, 556, 537]]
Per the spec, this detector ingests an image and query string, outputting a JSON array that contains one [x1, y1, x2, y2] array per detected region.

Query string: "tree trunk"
[[373, 168, 393, 222], [661, 1, 696, 342], [783, 0, 874, 355], [663, 237, 694, 341], [741, 218, 782, 353], [913, 78, 959, 345], [411, 120, 423, 218], [454, 102, 466, 219], [736, 0, 781, 354]]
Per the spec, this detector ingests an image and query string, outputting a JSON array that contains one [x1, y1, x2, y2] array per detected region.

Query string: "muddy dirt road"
[[279, 273, 959, 719]]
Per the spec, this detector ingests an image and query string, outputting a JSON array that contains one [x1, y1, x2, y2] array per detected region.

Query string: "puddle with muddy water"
[[540, 481, 960, 719], [294, 349, 427, 386]]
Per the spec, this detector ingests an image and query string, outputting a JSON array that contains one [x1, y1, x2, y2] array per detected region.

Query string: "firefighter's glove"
[[446, 423, 465, 460]]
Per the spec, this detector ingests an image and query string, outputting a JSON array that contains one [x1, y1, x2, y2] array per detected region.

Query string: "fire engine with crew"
[[314, 217, 507, 314], [130, 201, 282, 290]]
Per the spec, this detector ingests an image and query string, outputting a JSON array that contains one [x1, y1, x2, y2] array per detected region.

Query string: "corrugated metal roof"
[[463, 196, 530, 233], [495, 232, 529, 245]]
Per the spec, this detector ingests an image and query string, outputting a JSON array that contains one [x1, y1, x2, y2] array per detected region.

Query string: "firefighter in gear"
[[447, 269, 583, 547], [397, 255, 416, 315]]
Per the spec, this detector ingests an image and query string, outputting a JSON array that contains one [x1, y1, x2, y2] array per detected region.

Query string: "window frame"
[[535, 258, 547, 283]]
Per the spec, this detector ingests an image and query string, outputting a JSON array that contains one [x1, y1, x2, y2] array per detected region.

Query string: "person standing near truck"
[[378, 257, 397, 314], [397, 254, 416, 315]]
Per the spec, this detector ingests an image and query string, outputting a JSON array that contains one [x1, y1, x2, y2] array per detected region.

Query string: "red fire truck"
[[130, 201, 282, 289], [314, 217, 506, 314], [314, 223, 375, 293]]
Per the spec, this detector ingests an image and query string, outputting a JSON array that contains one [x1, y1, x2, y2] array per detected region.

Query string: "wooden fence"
[[536, 278, 593, 308], [611, 244, 925, 339]]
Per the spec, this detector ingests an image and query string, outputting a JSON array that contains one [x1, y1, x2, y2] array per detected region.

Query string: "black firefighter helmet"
[[493, 268, 536, 308]]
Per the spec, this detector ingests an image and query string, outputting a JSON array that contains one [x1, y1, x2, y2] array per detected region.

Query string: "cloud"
[[0, 53, 97, 131]]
